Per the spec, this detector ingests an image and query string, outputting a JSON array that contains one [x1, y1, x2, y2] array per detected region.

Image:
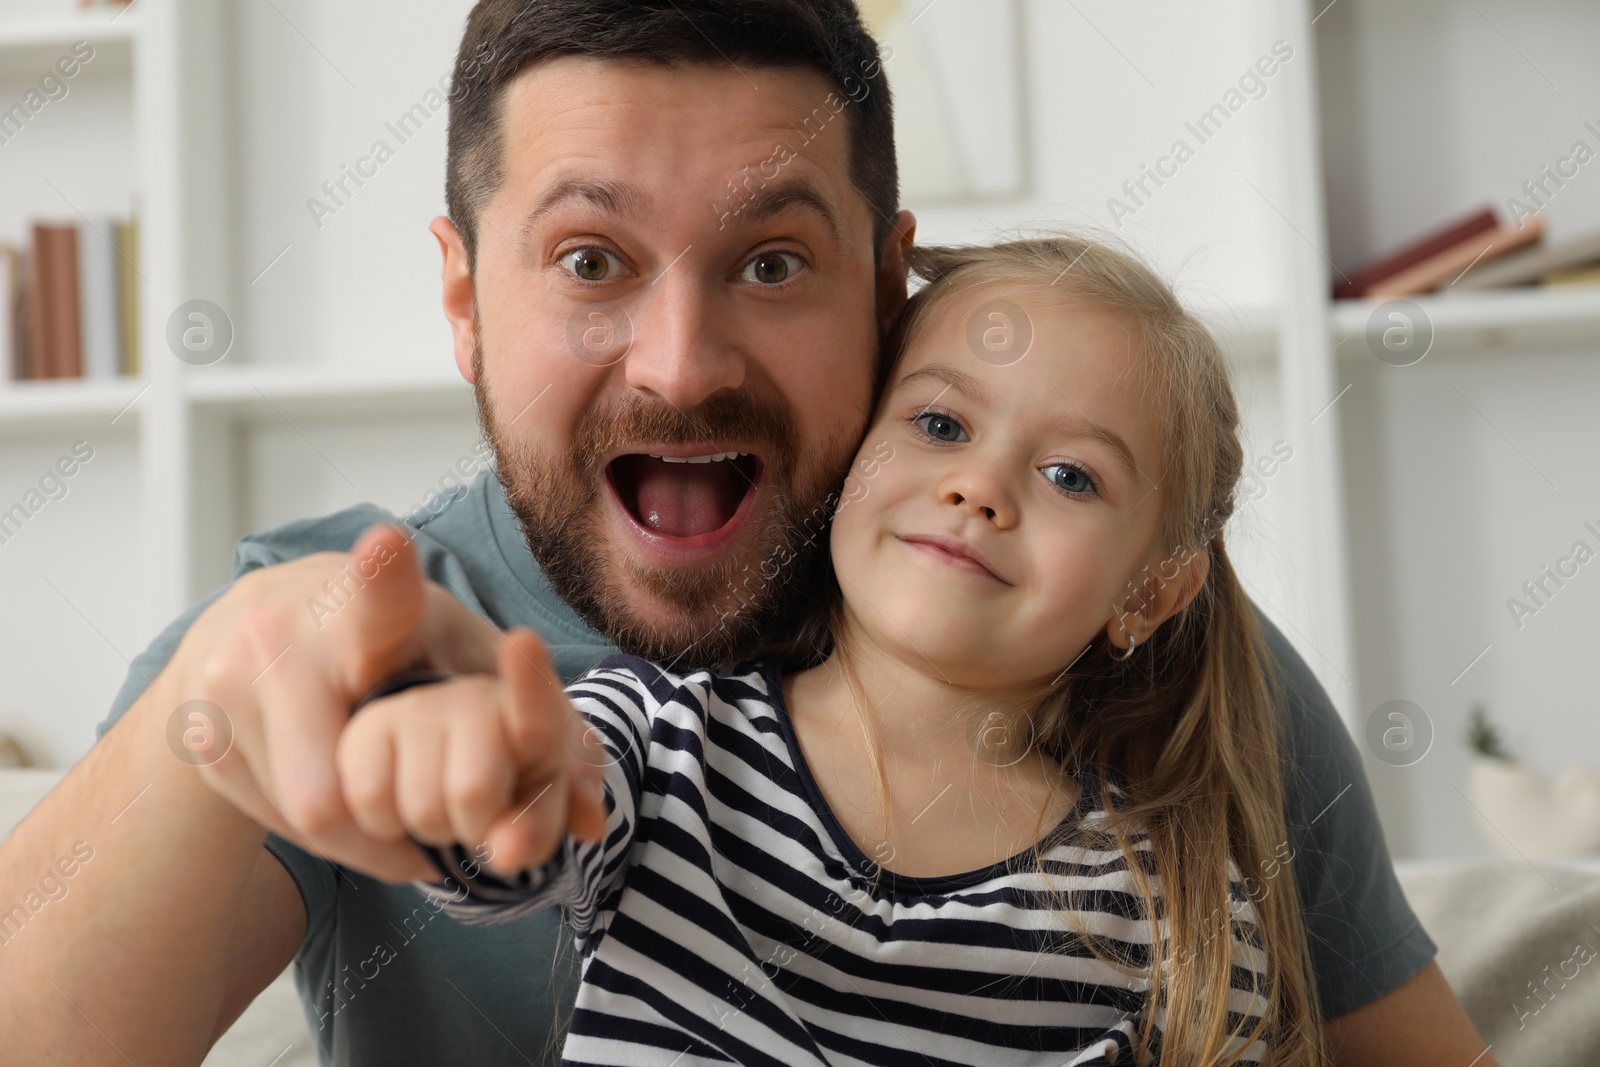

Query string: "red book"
[[1335, 207, 1499, 299], [26, 223, 83, 379], [1367, 214, 1545, 298]]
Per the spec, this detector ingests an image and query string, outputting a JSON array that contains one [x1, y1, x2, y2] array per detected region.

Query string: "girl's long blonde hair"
[[776, 232, 1323, 1065]]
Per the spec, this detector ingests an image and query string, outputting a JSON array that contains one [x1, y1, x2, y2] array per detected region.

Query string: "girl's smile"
[[894, 532, 1010, 584]]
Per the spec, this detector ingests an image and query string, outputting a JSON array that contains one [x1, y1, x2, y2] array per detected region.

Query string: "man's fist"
[[179, 523, 504, 882], [336, 628, 610, 880]]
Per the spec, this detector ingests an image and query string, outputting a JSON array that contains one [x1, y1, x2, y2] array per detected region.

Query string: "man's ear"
[[1107, 546, 1212, 651], [875, 209, 917, 336], [431, 214, 479, 384]]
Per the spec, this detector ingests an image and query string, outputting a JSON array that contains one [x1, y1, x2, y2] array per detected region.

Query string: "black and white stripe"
[[417, 654, 1271, 1066]]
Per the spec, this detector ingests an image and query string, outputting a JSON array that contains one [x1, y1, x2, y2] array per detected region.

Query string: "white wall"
[[917, 0, 1285, 314], [228, 0, 476, 376]]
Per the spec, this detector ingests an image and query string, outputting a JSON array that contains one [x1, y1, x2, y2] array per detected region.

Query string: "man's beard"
[[474, 345, 856, 667]]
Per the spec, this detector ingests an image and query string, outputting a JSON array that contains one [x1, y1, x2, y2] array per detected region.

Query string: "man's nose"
[[622, 272, 746, 408]]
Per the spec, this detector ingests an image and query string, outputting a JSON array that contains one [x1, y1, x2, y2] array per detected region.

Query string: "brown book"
[[1367, 214, 1546, 298], [50, 225, 82, 378], [25, 230, 51, 379], [27, 223, 84, 379], [1336, 207, 1499, 299]]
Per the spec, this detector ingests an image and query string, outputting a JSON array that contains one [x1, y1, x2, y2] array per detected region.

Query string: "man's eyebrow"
[[896, 363, 1140, 481], [733, 178, 846, 250], [517, 177, 650, 249]]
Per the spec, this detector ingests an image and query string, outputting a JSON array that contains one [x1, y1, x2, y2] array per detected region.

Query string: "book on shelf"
[[1, 245, 22, 383], [26, 222, 81, 379], [1449, 229, 1600, 292], [1, 216, 139, 384], [78, 219, 119, 379], [1544, 264, 1600, 288], [114, 217, 139, 377], [1334, 207, 1499, 299], [1364, 213, 1545, 299]]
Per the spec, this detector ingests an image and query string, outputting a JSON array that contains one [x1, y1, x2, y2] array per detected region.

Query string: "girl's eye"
[[740, 251, 803, 285], [910, 410, 968, 443], [1042, 462, 1098, 498], [560, 247, 623, 282]]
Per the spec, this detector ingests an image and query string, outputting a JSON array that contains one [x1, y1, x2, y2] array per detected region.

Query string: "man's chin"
[[581, 522, 800, 665], [592, 587, 749, 664]]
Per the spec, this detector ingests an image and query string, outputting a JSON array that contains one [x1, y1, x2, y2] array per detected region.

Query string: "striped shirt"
[[416, 654, 1271, 1066]]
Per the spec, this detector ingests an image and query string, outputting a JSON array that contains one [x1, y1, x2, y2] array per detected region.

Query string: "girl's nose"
[[938, 461, 1018, 527]]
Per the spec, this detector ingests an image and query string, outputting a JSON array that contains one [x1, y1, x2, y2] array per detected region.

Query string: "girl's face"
[[830, 284, 1175, 691]]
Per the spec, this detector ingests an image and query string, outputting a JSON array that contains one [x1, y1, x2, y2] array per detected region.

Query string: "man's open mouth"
[[605, 450, 764, 546]]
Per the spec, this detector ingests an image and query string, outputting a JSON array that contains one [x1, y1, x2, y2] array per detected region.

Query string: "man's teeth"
[[648, 452, 750, 464]]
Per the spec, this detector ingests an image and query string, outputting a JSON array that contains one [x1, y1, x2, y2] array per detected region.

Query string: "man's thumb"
[[336, 523, 424, 668]]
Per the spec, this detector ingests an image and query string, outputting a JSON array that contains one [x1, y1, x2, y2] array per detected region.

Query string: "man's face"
[[432, 58, 909, 664]]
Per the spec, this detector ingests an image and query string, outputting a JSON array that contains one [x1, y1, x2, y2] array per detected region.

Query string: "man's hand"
[[174, 523, 512, 882], [336, 628, 609, 881]]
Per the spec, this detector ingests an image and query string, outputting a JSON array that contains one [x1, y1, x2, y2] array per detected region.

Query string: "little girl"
[[342, 236, 1320, 1065]]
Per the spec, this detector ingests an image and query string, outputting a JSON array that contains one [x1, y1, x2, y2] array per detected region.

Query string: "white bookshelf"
[[0, 375, 145, 426], [0, 0, 223, 769], [186, 364, 472, 419], [1313, 0, 1600, 860], [0, 6, 136, 54], [1332, 287, 1600, 350]]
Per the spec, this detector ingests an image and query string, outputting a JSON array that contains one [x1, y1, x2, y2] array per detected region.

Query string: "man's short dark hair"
[[444, 0, 897, 274]]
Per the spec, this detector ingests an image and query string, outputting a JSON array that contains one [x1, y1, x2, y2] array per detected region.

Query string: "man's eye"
[[911, 411, 967, 443], [740, 251, 802, 285], [561, 248, 623, 282]]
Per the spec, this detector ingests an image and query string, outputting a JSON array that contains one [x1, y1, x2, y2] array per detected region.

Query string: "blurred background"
[[1, 0, 1597, 865]]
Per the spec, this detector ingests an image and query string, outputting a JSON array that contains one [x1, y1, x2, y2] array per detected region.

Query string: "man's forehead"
[[495, 56, 870, 234], [516, 173, 848, 253], [502, 56, 843, 155]]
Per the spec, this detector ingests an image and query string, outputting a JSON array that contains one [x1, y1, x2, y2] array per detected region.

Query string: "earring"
[[1113, 632, 1138, 661]]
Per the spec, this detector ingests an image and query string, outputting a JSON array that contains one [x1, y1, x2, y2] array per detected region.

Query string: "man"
[[0, 1, 1492, 1064]]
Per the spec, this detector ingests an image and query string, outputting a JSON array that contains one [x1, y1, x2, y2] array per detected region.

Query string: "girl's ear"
[[1107, 546, 1212, 651]]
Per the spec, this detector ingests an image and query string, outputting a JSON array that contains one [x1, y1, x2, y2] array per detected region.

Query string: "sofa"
[[4, 767, 1598, 1065]]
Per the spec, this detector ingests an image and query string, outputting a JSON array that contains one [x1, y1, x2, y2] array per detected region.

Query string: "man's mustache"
[[567, 389, 798, 479]]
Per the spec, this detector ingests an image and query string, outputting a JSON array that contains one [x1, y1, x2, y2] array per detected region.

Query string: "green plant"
[[1467, 704, 1514, 761]]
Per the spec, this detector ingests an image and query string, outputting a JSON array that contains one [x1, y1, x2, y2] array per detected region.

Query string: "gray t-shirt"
[[96, 469, 1435, 1065]]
